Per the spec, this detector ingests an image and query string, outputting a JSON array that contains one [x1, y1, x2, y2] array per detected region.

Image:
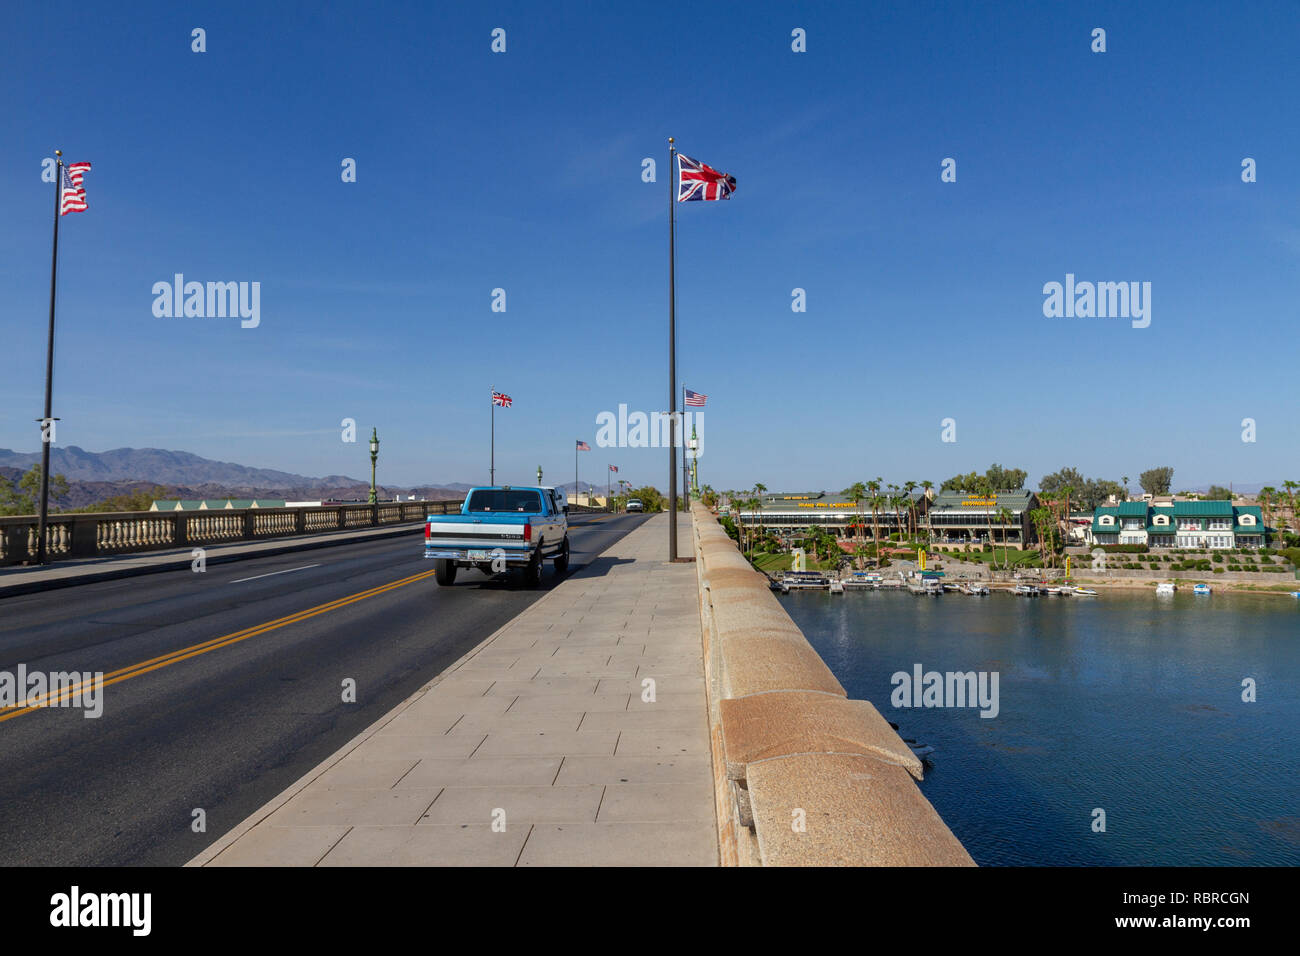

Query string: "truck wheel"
[[554, 537, 570, 574], [434, 560, 457, 586], [525, 551, 543, 588]]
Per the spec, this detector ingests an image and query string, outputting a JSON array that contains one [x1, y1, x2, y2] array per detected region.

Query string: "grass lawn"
[[938, 548, 1046, 568], [750, 552, 841, 572]]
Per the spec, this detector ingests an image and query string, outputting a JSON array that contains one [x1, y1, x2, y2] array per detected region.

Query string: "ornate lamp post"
[[537, 465, 543, 486], [368, 428, 380, 504]]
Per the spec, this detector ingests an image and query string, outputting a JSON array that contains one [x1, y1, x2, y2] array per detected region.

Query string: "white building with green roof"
[[1090, 500, 1266, 549]]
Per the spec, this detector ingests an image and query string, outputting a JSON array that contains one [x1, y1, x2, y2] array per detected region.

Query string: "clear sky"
[[3, 0, 1297, 493]]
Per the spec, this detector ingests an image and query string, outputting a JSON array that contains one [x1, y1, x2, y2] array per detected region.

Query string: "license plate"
[[468, 549, 490, 561]]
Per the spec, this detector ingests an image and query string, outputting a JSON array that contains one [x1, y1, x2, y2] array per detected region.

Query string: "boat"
[[1043, 586, 1063, 596], [967, 583, 990, 596], [1193, 583, 1212, 596], [843, 571, 881, 590], [829, 579, 844, 595], [1014, 584, 1040, 596], [1156, 583, 1176, 595], [1070, 586, 1098, 597], [780, 571, 830, 593], [907, 573, 943, 596], [1292, 591, 1300, 599]]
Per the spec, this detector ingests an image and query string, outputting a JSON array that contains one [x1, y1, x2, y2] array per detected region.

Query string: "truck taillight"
[[524, 521, 532, 542], [424, 523, 431, 540]]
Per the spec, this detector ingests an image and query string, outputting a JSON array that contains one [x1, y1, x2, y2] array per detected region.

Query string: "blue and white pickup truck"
[[424, 485, 569, 587]]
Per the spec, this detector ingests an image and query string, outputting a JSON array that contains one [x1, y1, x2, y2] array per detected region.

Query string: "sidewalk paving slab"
[[190, 511, 718, 867]]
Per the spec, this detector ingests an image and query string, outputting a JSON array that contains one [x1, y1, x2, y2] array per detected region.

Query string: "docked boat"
[[1014, 584, 1040, 596], [1156, 582, 1177, 595], [966, 583, 990, 596], [780, 571, 829, 593], [907, 573, 944, 596], [1070, 586, 1098, 597], [829, 578, 844, 594], [1043, 586, 1063, 596], [1193, 583, 1212, 595], [843, 571, 882, 590]]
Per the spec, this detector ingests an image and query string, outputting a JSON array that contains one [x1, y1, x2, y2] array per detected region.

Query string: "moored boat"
[[1070, 586, 1098, 596], [1156, 582, 1176, 595], [829, 578, 844, 594], [1193, 583, 1212, 595], [1014, 583, 1040, 596]]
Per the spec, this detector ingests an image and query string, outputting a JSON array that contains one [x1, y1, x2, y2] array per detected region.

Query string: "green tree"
[[1139, 467, 1174, 496], [0, 465, 71, 516], [1203, 485, 1234, 501]]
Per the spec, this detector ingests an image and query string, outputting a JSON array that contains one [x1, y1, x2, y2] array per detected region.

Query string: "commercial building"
[[1090, 500, 1267, 549], [925, 490, 1039, 549]]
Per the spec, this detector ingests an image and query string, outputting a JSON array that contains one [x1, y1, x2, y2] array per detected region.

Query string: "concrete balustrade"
[[0, 500, 464, 567], [691, 501, 974, 866]]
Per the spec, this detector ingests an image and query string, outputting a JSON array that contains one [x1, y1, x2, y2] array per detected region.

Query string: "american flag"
[[60, 162, 92, 215], [609, 465, 618, 473], [684, 389, 707, 407], [576, 440, 590, 451], [677, 154, 735, 202], [492, 391, 512, 407]]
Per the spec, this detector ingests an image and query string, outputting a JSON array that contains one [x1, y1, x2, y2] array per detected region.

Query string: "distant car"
[[626, 498, 644, 513]]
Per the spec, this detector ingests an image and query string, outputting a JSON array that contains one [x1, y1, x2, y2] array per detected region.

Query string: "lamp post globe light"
[[537, 465, 543, 485], [368, 427, 380, 504]]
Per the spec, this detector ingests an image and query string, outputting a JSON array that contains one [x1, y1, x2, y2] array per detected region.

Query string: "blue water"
[[779, 589, 1300, 866]]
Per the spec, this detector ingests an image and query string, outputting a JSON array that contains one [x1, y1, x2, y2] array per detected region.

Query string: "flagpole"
[[682, 385, 689, 506], [667, 137, 678, 559], [574, 444, 578, 507], [490, 385, 495, 485], [35, 150, 63, 565]]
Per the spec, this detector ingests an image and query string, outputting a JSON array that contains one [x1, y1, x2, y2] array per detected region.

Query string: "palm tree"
[[903, 481, 918, 539], [1122, 476, 1130, 501], [995, 506, 1014, 571], [1259, 486, 1276, 540], [868, 491, 885, 565], [752, 483, 767, 542], [843, 481, 867, 565], [921, 480, 934, 542], [1284, 481, 1299, 539], [1061, 484, 1074, 551]]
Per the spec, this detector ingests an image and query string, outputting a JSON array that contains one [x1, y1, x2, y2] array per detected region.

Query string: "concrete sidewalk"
[[0, 522, 428, 599], [189, 511, 718, 867]]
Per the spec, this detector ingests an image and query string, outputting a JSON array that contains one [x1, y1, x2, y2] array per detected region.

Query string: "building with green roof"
[[1090, 500, 1267, 548]]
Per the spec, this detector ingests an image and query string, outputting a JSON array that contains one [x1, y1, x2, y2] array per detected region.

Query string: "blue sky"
[[2, 0, 1297, 492]]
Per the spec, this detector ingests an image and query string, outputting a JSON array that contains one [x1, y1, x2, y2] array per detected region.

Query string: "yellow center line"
[[0, 568, 438, 723]]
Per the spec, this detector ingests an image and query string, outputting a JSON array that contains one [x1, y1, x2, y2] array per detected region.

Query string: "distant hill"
[[0, 446, 364, 488], [0, 447, 470, 513]]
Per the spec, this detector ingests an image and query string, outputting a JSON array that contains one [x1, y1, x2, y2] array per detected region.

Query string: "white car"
[[626, 498, 644, 513]]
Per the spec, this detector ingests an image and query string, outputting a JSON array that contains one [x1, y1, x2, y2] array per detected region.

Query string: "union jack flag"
[[492, 391, 512, 407], [60, 161, 92, 215], [609, 465, 618, 472], [684, 388, 707, 407], [677, 154, 735, 202], [576, 440, 590, 451]]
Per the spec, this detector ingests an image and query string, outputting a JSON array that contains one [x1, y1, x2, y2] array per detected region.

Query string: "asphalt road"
[[0, 512, 651, 866]]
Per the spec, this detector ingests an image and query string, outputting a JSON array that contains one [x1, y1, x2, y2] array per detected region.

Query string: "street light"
[[368, 427, 380, 504], [537, 465, 543, 486]]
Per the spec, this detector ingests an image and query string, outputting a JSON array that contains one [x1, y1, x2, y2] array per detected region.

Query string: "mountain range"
[[0, 446, 604, 511]]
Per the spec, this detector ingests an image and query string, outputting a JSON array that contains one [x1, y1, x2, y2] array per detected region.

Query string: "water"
[[779, 588, 1300, 866]]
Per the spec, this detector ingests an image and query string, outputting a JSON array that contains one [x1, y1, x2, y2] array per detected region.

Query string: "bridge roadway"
[[0, 512, 650, 865]]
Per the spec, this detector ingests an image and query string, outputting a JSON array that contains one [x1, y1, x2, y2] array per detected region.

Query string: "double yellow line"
[[0, 567, 438, 724]]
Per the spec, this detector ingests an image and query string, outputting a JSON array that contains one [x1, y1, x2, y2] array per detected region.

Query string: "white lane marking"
[[230, 564, 321, 584]]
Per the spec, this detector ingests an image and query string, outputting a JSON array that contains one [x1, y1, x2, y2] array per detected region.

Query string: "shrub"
[[1212, 553, 1224, 564], [1213, 568, 1224, 574], [1149, 562, 1160, 570]]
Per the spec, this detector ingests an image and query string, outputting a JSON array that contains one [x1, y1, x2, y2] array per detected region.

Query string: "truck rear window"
[[467, 490, 544, 513]]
